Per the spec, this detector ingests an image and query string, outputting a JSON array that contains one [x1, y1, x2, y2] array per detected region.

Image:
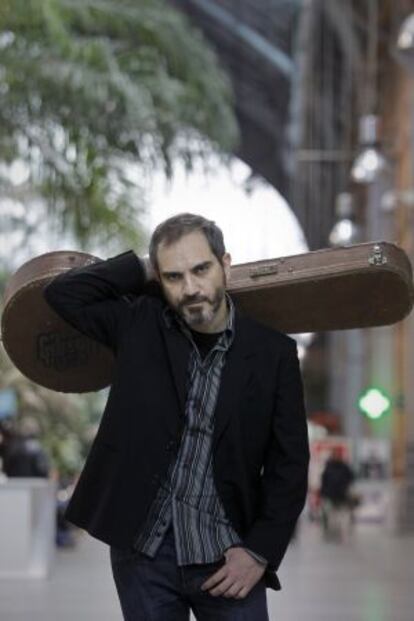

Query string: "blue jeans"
[[110, 525, 269, 620]]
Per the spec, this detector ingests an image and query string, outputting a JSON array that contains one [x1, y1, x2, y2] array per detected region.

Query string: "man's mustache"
[[179, 295, 209, 308]]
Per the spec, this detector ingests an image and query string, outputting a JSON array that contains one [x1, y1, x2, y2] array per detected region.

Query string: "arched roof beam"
[[187, 0, 294, 77]]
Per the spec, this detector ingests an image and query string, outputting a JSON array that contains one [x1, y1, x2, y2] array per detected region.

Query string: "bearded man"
[[43, 212, 309, 621]]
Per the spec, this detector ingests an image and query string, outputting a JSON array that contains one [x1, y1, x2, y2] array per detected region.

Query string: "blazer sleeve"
[[243, 340, 309, 571], [42, 250, 148, 352]]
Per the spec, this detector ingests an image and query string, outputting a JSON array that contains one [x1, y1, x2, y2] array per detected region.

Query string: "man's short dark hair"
[[149, 213, 226, 272]]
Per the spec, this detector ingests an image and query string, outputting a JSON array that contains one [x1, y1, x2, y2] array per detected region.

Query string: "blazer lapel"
[[159, 317, 191, 423], [213, 313, 256, 451]]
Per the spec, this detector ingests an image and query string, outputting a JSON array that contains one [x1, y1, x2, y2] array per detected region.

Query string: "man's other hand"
[[200, 547, 266, 599]]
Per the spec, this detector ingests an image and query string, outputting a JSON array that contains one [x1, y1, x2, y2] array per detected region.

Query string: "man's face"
[[156, 230, 231, 332]]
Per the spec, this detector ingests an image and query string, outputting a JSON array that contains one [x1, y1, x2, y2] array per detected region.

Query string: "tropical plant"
[[0, 0, 238, 253]]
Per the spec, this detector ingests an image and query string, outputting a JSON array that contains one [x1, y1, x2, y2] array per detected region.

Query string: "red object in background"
[[309, 411, 341, 433]]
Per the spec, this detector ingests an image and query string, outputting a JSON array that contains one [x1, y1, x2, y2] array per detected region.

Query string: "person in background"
[[2, 417, 50, 478], [320, 450, 356, 542]]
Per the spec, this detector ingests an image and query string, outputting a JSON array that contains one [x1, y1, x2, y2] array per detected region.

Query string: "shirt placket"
[[171, 354, 212, 504]]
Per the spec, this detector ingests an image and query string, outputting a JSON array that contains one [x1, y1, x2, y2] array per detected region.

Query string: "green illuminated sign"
[[358, 387, 391, 420]]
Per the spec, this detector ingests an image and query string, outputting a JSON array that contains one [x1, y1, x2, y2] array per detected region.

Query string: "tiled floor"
[[0, 521, 413, 620]]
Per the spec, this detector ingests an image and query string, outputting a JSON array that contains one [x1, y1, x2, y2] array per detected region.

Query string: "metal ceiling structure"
[[171, 0, 403, 250], [171, 0, 299, 205]]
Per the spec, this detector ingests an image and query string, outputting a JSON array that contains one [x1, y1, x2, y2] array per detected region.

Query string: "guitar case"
[[1, 251, 112, 394], [1, 241, 413, 393], [229, 241, 414, 333]]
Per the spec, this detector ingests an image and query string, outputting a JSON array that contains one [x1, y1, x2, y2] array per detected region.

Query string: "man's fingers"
[[222, 582, 244, 598], [201, 567, 227, 591], [208, 576, 235, 597], [235, 586, 249, 599]]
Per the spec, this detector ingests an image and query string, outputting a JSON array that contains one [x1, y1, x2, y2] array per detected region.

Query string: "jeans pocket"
[[185, 558, 226, 593]]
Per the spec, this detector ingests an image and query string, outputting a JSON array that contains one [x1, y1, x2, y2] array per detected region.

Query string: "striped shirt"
[[133, 295, 247, 565]]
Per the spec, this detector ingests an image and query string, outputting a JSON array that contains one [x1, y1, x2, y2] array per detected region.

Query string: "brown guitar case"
[[229, 241, 414, 334], [1, 241, 413, 393], [1, 251, 113, 394]]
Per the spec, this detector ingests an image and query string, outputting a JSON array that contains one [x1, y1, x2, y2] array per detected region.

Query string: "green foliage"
[[0, 0, 238, 251]]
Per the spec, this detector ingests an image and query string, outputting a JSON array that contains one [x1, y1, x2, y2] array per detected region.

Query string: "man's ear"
[[222, 252, 232, 282]]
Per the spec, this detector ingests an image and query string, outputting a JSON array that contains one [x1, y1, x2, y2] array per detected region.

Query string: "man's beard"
[[176, 285, 226, 329]]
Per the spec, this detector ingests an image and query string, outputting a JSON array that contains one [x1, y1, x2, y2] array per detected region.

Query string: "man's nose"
[[183, 275, 199, 296]]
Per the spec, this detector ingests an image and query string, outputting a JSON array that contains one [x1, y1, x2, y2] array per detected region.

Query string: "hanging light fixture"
[[351, 0, 388, 184], [329, 192, 361, 246], [395, 13, 414, 72], [350, 114, 388, 183]]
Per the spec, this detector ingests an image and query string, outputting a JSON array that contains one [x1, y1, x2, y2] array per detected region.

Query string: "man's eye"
[[195, 265, 208, 274], [165, 274, 180, 282]]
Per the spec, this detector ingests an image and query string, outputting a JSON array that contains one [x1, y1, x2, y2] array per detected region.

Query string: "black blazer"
[[43, 250, 309, 591]]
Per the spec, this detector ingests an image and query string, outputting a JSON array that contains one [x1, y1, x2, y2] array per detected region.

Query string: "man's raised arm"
[[43, 250, 151, 352]]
